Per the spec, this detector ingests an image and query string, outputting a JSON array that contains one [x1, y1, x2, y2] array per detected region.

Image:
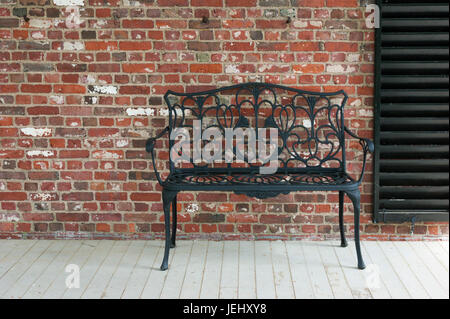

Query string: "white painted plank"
[[160, 241, 193, 299], [302, 241, 334, 299], [440, 240, 448, 253], [359, 242, 392, 299], [334, 241, 373, 299], [271, 241, 295, 299], [42, 241, 99, 299], [81, 241, 131, 299], [0, 240, 36, 280], [0, 240, 51, 297], [285, 241, 314, 299], [102, 241, 146, 299], [424, 241, 449, 272], [22, 240, 82, 299], [317, 241, 353, 299], [219, 241, 239, 299], [179, 241, 208, 299], [379, 241, 429, 299], [237, 241, 256, 299], [2, 241, 67, 298], [394, 241, 448, 299], [121, 241, 160, 299], [62, 240, 115, 299], [362, 241, 410, 299], [199, 241, 223, 299], [140, 241, 175, 299], [254, 241, 276, 299], [409, 241, 449, 294], [0, 240, 25, 260]]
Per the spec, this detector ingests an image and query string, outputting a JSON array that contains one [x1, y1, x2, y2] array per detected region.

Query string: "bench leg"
[[161, 190, 177, 271], [345, 189, 366, 270], [339, 191, 348, 248], [171, 196, 177, 248]]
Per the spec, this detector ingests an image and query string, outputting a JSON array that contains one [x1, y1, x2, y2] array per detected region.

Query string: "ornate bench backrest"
[[164, 82, 348, 174]]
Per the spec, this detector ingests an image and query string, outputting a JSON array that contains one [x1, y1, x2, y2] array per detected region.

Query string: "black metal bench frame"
[[145, 82, 374, 271]]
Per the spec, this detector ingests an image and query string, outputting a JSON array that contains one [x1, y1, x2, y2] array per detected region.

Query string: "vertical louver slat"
[[374, 0, 449, 222]]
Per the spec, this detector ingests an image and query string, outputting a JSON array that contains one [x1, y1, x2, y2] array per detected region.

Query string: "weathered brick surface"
[[0, 0, 447, 240]]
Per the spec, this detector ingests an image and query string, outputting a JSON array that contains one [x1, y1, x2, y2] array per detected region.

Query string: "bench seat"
[[162, 170, 357, 193]]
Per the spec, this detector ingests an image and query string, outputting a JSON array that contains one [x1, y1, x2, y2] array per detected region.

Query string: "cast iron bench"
[[145, 82, 374, 271]]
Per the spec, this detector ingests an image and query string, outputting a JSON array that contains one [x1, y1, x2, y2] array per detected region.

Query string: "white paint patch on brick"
[[52, 19, 65, 28], [53, 161, 64, 169], [225, 64, 240, 74], [326, 64, 345, 73], [0, 213, 20, 222], [53, 0, 84, 5], [26, 150, 55, 158], [31, 193, 55, 201], [85, 96, 98, 105], [331, 97, 344, 105], [158, 108, 184, 117], [109, 182, 121, 191], [63, 41, 85, 51], [29, 20, 52, 29], [92, 150, 121, 159], [293, 20, 308, 28], [158, 108, 169, 117], [186, 203, 199, 214], [31, 31, 45, 39], [302, 119, 312, 128], [92, 19, 108, 28], [80, 74, 96, 84], [0, 182, 6, 191], [122, 0, 143, 6], [50, 95, 64, 105], [359, 109, 373, 117], [21, 127, 52, 137], [258, 64, 271, 72], [326, 64, 357, 73], [88, 85, 118, 94], [310, 21, 323, 27], [104, 162, 113, 169], [347, 54, 361, 62], [116, 139, 129, 148], [126, 107, 155, 116], [351, 99, 362, 107]]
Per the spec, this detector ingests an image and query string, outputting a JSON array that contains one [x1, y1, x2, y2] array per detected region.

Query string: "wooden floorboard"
[[285, 241, 315, 299], [121, 241, 160, 299], [180, 241, 208, 299], [3, 241, 67, 299], [237, 241, 256, 299], [0, 239, 447, 299], [271, 241, 295, 299], [199, 241, 223, 299], [219, 241, 239, 299], [23, 240, 82, 299], [318, 241, 353, 299], [254, 241, 276, 299], [159, 241, 193, 299]]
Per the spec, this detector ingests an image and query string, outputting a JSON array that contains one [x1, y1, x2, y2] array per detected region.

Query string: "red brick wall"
[[0, 0, 447, 240]]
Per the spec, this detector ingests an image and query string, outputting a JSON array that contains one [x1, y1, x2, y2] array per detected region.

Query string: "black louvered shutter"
[[374, 0, 449, 222]]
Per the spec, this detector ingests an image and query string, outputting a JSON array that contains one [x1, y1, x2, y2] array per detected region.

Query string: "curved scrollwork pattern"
[[164, 82, 347, 173]]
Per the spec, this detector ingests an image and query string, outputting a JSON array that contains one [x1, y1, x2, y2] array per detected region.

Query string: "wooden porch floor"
[[0, 239, 448, 299]]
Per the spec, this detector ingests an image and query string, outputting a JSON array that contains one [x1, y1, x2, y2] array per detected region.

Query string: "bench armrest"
[[145, 126, 170, 185], [344, 126, 374, 184]]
